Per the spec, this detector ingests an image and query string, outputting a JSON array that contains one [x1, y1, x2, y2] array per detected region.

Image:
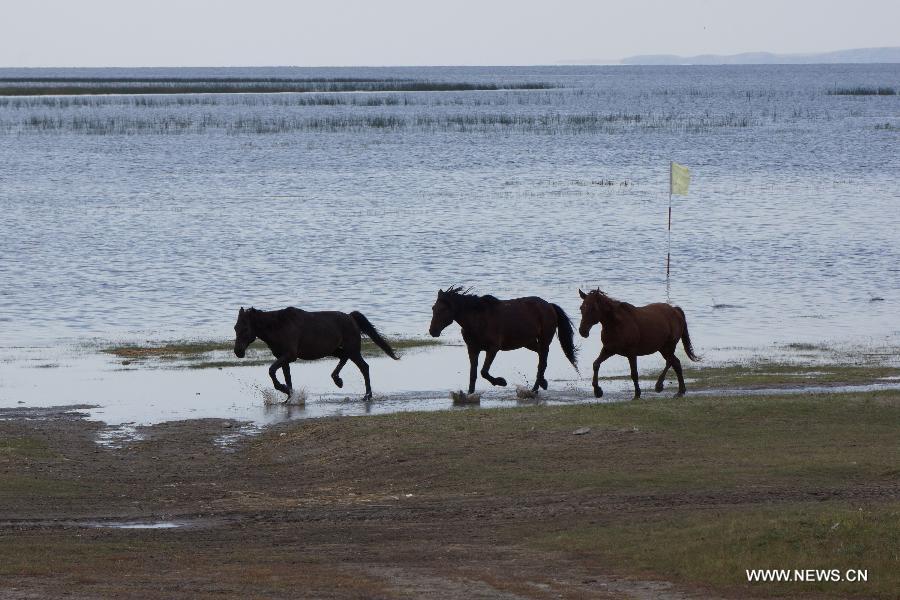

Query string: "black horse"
[[233, 307, 398, 400], [428, 287, 578, 393]]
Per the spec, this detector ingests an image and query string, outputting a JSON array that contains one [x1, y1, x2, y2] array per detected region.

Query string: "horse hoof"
[[539, 378, 548, 390], [362, 393, 373, 402], [333, 377, 343, 388], [675, 390, 686, 398], [593, 387, 603, 398], [494, 377, 507, 387], [633, 393, 641, 400], [654, 382, 664, 393]]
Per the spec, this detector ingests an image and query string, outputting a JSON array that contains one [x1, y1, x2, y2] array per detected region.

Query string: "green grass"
[[683, 362, 900, 390], [257, 389, 900, 597], [266, 389, 900, 597], [267, 389, 900, 496], [529, 502, 899, 598], [0, 475, 86, 499], [0, 436, 55, 459]]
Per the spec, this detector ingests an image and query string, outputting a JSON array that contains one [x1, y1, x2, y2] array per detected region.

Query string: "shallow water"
[[3, 339, 896, 429], [1, 65, 898, 423]]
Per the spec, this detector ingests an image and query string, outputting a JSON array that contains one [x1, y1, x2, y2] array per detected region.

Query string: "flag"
[[670, 162, 690, 196]]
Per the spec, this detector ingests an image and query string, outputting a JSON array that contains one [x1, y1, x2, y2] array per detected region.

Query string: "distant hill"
[[562, 47, 900, 66]]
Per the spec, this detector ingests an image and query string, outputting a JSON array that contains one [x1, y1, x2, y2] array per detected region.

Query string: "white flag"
[[670, 162, 690, 196]]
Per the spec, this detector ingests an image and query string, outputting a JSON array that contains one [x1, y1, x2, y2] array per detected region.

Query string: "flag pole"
[[666, 161, 672, 302]]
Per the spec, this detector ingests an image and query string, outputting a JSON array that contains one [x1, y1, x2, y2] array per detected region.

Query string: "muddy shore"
[[2, 388, 898, 599]]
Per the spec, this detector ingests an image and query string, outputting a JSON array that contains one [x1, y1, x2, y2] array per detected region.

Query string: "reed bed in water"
[[0, 78, 554, 96], [827, 86, 896, 96], [0, 91, 566, 109], [2, 111, 759, 135]]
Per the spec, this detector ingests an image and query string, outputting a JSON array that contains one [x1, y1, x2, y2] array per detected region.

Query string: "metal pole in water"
[[666, 162, 672, 303]]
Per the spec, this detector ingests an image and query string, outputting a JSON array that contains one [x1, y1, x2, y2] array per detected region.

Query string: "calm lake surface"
[[0, 65, 898, 422]]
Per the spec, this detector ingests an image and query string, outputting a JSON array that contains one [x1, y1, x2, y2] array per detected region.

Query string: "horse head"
[[233, 307, 257, 357], [578, 288, 619, 337], [429, 288, 456, 337]]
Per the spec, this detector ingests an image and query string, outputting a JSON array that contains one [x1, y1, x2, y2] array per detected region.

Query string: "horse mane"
[[245, 306, 292, 332], [589, 289, 633, 314], [441, 285, 500, 311]]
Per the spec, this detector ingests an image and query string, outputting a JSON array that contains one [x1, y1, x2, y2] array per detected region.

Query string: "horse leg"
[[481, 348, 507, 387], [670, 355, 687, 396], [592, 347, 614, 398], [533, 344, 549, 392], [268, 356, 292, 396], [467, 345, 480, 394], [349, 353, 372, 401], [282, 362, 294, 397], [655, 359, 671, 392], [656, 344, 677, 392], [331, 357, 348, 388], [628, 355, 641, 399]]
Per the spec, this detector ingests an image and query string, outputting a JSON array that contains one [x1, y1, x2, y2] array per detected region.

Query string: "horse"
[[233, 306, 399, 401], [577, 288, 700, 399], [428, 286, 578, 394]]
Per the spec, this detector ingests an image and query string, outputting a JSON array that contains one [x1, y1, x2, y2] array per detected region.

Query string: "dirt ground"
[[1, 391, 897, 599]]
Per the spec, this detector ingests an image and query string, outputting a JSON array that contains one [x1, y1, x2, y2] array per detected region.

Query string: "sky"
[[2, 0, 898, 67]]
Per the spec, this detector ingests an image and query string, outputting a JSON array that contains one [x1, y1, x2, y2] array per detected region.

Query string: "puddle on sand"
[[0, 518, 207, 530], [95, 423, 145, 448], [214, 423, 263, 452], [90, 521, 184, 529]]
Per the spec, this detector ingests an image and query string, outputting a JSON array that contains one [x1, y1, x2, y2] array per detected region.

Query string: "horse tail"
[[675, 306, 701, 362], [551, 303, 579, 371], [350, 311, 399, 360]]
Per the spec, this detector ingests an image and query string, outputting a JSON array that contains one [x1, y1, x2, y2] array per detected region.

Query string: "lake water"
[[1, 65, 898, 423]]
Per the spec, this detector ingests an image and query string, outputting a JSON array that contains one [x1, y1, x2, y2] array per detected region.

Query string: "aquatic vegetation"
[[828, 86, 896, 96], [1, 109, 762, 135], [0, 77, 553, 96], [100, 336, 443, 367]]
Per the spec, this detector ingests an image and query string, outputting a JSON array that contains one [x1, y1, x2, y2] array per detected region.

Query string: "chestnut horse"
[[578, 289, 700, 398], [429, 286, 578, 393], [233, 306, 399, 401]]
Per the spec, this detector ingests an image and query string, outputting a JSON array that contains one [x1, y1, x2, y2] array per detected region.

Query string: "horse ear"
[[578, 289, 586, 299], [239, 307, 244, 314]]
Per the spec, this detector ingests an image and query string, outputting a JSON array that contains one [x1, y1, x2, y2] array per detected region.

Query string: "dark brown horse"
[[429, 287, 578, 393], [578, 288, 700, 399], [233, 307, 399, 401]]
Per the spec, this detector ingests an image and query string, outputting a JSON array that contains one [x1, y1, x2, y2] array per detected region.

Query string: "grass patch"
[[259, 389, 899, 596], [783, 342, 831, 352], [0, 436, 55, 459], [528, 502, 900, 598], [684, 362, 900, 390], [101, 336, 442, 368], [0, 474, 86, 498], [264, 389, 900, 496], [103, 339, 244, 358]]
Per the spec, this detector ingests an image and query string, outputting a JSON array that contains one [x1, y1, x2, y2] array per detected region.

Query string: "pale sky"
[[3, 0, 898, 67]]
